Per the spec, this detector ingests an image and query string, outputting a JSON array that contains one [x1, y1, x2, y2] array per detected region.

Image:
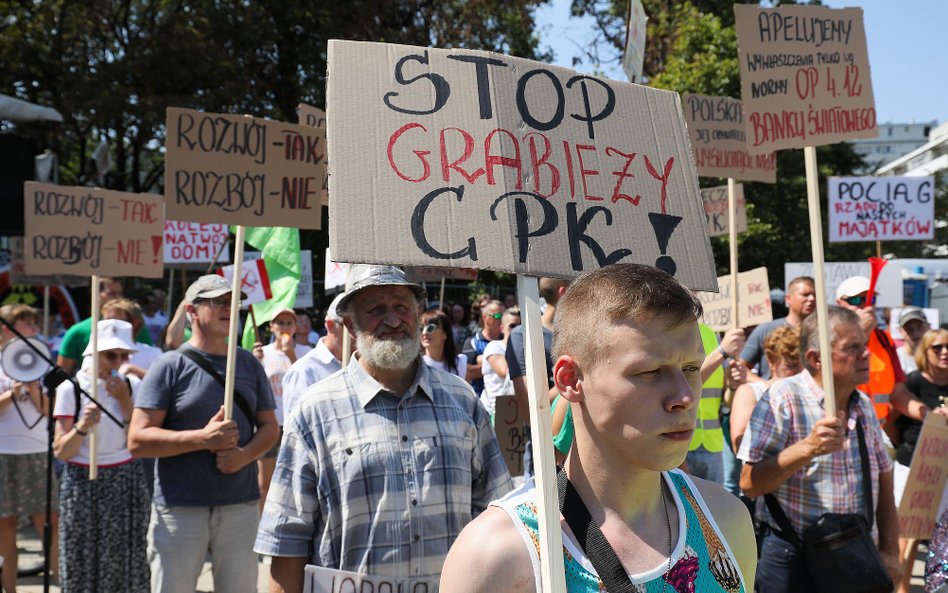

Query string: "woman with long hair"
[[420, 311, 466, 377]]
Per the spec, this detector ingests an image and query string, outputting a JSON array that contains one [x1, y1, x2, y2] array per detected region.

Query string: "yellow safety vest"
[[689, 323, 725, 453]]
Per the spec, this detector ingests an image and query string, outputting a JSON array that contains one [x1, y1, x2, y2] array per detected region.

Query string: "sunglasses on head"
[[488, 312, 503, 319], [843, 294, 877, 307], [197, 295, 234, 308], [422, 323, 440, 334], [932, 344, 948, 354], [103, 351, 130, 362]]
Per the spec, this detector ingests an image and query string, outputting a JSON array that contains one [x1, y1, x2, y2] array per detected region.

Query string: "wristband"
[[74, 427, 88, 436], [718, 345, 730, 360]]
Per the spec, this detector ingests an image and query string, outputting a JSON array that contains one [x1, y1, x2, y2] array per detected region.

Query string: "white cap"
[[835, 276, 872, 300], [82, 319, 138, 356]]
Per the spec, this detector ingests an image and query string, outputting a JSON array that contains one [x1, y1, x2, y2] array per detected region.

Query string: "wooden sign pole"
[[439, 277, 447, 312], [223, 225, 246, 421], [517, 274, 567, 593], [88, 276, 100, 480], [727, 178, 739, 329], [804, 146, 836, 416]]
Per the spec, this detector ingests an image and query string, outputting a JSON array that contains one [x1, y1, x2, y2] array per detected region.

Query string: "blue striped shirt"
[[254, 355, 513, 585]]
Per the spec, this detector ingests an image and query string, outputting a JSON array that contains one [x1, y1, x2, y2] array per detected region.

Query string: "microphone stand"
[[0, 317, 123, 593]]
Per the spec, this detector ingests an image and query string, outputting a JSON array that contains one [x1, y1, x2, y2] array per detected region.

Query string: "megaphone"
[[1, 337, 53, 382]]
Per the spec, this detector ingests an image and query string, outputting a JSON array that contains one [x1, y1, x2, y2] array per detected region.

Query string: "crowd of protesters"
[[2, 268, 948, 593]]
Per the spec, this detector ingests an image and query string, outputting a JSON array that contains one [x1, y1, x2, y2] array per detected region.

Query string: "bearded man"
[[254, 265, 512, 593]]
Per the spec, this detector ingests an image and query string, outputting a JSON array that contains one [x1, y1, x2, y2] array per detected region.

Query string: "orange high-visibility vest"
[[858, 330, 896, 422]]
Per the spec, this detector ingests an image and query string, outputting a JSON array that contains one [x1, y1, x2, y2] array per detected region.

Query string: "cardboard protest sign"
[[324, 249, 349, 294], [297, 103, 329, 207], [701, 184, 747, 237], [494, 394, 527, 477], [899, 416, 948, 539], [785, 261, 902, 307], [24, 182, 164, 278], [828, 176, 935, 242], [303, 564, 433, 593], [682, 94, 776, 182], [621, 0, 648, 84], [327, 40, 716, 290], [164, 107, 324, 229], [218, 259, 271, 306], [9, 237, 88, 286], [404, 266, 478, 283], [734, 4, 877, 153], [697, 267, 773, 330], [163, 220, 229, 264], [889, 307, 940, 341]]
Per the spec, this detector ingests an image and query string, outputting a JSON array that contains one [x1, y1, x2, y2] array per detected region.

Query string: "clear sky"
[[535, 0, 947, 126]]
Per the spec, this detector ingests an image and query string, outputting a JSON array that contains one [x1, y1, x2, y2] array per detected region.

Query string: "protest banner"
[[494, 394, 526, 477], [303, 564, 433, 593], [297, 103, 330, 207], [697, 267, 772, 331], [899, 416, 948, 539], [621, 0, 648, 84], [9, 236, 88, 287], [327, 40, 717, 290], [734, 4, 877, 154], [683, 94, 776, 182], [24, 182, 164, 278], [164, 107, 325, 229], [163, 220, 230, 264], [889, 307, 940, 341], [784, 261, 903, 307], [324, 249, 349, 294], [218, 259, 271, 306], [701, 184, 747, 237], [828, 176, 935, 242], [245, 249, 313, 309]]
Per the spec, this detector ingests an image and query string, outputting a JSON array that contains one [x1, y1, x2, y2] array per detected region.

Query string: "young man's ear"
[[554, 355, 584, 403]]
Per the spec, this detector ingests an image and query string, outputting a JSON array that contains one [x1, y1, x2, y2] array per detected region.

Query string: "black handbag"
[[765, 417, 893, 593]]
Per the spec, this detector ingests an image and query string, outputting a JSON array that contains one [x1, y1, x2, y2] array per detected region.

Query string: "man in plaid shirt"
[[738, 306, 900, 592], [255, 265, 513, 593]]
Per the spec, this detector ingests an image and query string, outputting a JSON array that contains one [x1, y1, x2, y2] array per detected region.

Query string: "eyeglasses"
[[197, 296, 234, 308], [843, 294, 877, 307], [932, 344, 948, 354], [103, 351, 130, 362], [422, 323, 439, 334], [487, 312, 503, 320]]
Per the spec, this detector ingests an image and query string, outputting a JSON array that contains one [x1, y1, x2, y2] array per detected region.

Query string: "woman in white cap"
[[52, 319, 149, 593]]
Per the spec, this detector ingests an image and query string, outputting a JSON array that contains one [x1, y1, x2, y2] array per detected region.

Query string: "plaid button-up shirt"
[[254, 355, 513, 585], [737, 370, 892, 539]]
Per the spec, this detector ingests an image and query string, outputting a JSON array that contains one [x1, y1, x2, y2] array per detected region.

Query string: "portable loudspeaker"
[[0, 337, 53, 382]]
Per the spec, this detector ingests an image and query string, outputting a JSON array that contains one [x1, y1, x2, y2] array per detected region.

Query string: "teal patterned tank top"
[[490, 469, 746, 593]]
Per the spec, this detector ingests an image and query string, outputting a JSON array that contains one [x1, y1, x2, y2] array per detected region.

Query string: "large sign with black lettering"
[[700, 184, 747, 237], [304, 564, 433, 593], [164, 108, 324, 229], [163, 221, 229, 264], [734, 5, 877, 153], [327, 40, 717, 289], [682, 93, 776, 182], [697, 267, 773, 331], [828, 176, 934, 242], [24, 181, 164, 278]]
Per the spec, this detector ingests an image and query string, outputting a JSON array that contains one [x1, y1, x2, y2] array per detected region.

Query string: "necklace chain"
[[660, 478, 671, 593]]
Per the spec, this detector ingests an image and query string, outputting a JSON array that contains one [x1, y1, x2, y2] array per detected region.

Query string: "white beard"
[[356, 331, 420, 370]]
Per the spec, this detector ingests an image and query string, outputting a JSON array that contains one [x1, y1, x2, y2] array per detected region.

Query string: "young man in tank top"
[[441, 263, 757, 593]]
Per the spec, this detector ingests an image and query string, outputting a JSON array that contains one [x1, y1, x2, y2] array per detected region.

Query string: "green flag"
[[231, 226, 302, 350]]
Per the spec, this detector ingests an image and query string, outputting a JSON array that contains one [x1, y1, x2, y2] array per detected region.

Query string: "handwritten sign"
[[327, 40, 716, 289], [304, 564, 434, 593], [899, 416, 948, 539], [163, 220, 229, 264], [828, 176, 934, 242], [682, 94, 776, 182], [700, 184, 747, 237], [785, 261, 903, 308], [494, 394, 526, 477], [297, 103, 330, 207], [164, 107, 324, 229], [9, 237, 88, 286], [24, 182, 164, 278], [734, 4, 877, 153], [218, 259, 271, 306], [621, 0, 648, 83], [697, 267, 772, 331]]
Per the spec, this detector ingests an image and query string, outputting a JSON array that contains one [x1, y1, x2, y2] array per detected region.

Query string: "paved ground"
[[10, 524, 931, 592]]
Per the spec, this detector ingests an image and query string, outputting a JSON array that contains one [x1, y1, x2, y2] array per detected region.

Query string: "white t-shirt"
[[480, 340, 512, 414], [53, 369, 140, 466], [130, 342, 163, 371], [897, 347, 918, 374], [143, 311, 168, 344], [0, 370, 48, 454], [262, 342, 312, 425], [422, 354, 467, 378]]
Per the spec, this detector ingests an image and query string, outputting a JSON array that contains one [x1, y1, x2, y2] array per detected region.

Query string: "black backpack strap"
[[178, 347, 257, 434]]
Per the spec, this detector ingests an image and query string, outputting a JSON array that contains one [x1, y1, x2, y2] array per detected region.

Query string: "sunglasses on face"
[[932, 344, 948, 354], [103, 351, 130, 362], [197, 296, 234, 308], [843, 294, 877, 307], [422, 323, 440, 334], [487, 312, 503, 320]]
